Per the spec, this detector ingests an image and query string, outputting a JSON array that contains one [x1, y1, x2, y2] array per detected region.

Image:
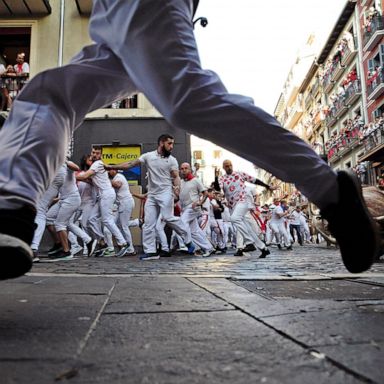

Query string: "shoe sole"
[[336, 171, 380, 273], [87, 240, 98, 257], [140, 256, 160, 261], [0, 234, 33, 280]]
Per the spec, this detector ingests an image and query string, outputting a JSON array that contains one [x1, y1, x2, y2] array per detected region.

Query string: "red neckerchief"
[[185, 173, 195, 181], [16, 63, 23, 73]]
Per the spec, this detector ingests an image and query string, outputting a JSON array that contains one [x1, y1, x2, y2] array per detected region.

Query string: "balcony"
[[341, 45, 358, 67], [322, 72, 335, 93], [0, 0, 51, 16], [334, 98, 348, 119], [329, 136, 361, 163], [304, 92, 313, 109], [325, 113, 337, 128], [330, 62, 345, 82], [286, 96, 303, 129], [311, 110, 323, 130], [311, 78, 320, 97], [0, 74, 29, 111], [75, 0, 92, 15], [363, 15, 384, 51], [344, 80, 361, 105], [367, 70, 384, 100], [359, 128, 384, 162]]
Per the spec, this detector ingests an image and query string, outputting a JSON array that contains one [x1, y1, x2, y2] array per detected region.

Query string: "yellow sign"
[[101, 146, 141, 164], [101, 146, 141, 185]]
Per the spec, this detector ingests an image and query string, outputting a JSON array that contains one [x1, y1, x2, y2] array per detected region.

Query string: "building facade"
[[0, 0, 191, 179], [274, 0, 384, 203]]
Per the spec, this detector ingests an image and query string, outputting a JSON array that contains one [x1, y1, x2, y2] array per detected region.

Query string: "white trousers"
[[230, 202, 254, 246], [143, 193, 191, 254], [98, 190, 126, 246], [181, 205, 213, 252], [210, 218, 225, 249], [116, 197, 135, 252], [0, 0, 338, 211], [269, 221, 291, 247], [31, 180, 62, 250]]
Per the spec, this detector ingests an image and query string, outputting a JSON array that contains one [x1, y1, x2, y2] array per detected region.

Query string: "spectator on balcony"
[[0, 63, 6, 111], [2, 65, 19, 111], [343, 31, 354, 52], [14, 53, 29, 77]]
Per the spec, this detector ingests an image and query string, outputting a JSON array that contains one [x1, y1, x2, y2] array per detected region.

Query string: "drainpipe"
[[58, 0, 65, 67], [355, 6, 368, 121]]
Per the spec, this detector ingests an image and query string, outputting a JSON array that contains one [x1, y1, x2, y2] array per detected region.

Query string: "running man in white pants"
[[215, 160, 272, 257], [30, 165, 66, 262], [179, 162, 214, 257], [108, 169, 137, 256], [76, 158, 130, 257], [0, 0, 379, 279], [107, 134, 195, 260]]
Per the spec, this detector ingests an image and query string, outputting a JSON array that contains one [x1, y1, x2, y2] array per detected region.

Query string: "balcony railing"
[[363, 15, 384, 50], [367, 69, 384, 100], [327, 133, 362, 162], [0, 74, 29, 111], [362, 127, 384, 154], [341, 45, 357, 67], [344, 80, 361, 105]]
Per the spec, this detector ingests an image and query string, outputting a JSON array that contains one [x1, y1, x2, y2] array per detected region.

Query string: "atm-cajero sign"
[[101, 145, 141, 185]]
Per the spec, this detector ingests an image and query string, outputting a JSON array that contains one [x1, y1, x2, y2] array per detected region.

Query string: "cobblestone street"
[[1, 243, 384, 383]]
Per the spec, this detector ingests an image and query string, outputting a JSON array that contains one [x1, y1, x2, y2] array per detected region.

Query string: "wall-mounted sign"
[[101, 145, 141, 185]]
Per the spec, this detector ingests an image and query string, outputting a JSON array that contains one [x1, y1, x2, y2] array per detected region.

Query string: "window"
[[0, 27, 30, 68], [213, 150, 222, 159], [373, 102, 384, 119], [193, 150, 203, 160]]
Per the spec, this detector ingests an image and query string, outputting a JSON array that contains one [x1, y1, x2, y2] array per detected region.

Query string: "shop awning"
[[0, 0, 51, 16], [75, 0, 93, 16]]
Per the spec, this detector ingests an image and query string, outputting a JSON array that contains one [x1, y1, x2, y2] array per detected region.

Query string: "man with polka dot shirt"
[[214, 160, 273, 256]]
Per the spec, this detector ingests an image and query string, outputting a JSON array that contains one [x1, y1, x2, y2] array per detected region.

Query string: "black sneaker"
[[0, 206, 36, 280], [243, 243, 256, 252], [321, 170, 380, 273], [48, 243, 63, 255], [277, 244, 282, 250], [259, 248, 270, 258], [234, 249, 244, 256], [49, 250, 73, 260], [159, 250, 171, 257], [286, 245, 293, 251]]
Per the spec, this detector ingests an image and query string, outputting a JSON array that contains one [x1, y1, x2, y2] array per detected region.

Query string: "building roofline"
[[317, 0, 357, 65]]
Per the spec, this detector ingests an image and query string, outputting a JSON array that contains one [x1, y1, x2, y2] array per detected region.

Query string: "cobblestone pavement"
[[2, 243, 384, 383], [31, 242, 384, 278]]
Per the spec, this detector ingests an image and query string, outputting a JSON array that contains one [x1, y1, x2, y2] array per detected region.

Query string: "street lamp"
[[193, 17, 208, 28]]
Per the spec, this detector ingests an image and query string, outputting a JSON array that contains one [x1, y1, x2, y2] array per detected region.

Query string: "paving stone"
[[70, 311, 362, 384], [105, 276, 235, 313]]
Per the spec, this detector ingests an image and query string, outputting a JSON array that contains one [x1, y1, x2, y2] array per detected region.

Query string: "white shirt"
[[58, 165, 78, 198], [219, 171, 256, 209], [90, 160, 113, 193], [289, 210, 302, 226], [139, 150, 178, 195], [78, 180, 96, 205], [112, 173, 132, 202], [270, 205, 284, 223], [179, 177, 205, 210], [245, 185, 257, 210], [14, 62, 29, 74]]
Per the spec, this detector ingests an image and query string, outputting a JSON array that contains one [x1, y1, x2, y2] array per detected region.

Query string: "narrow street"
[[1, 244, 384, 383]]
